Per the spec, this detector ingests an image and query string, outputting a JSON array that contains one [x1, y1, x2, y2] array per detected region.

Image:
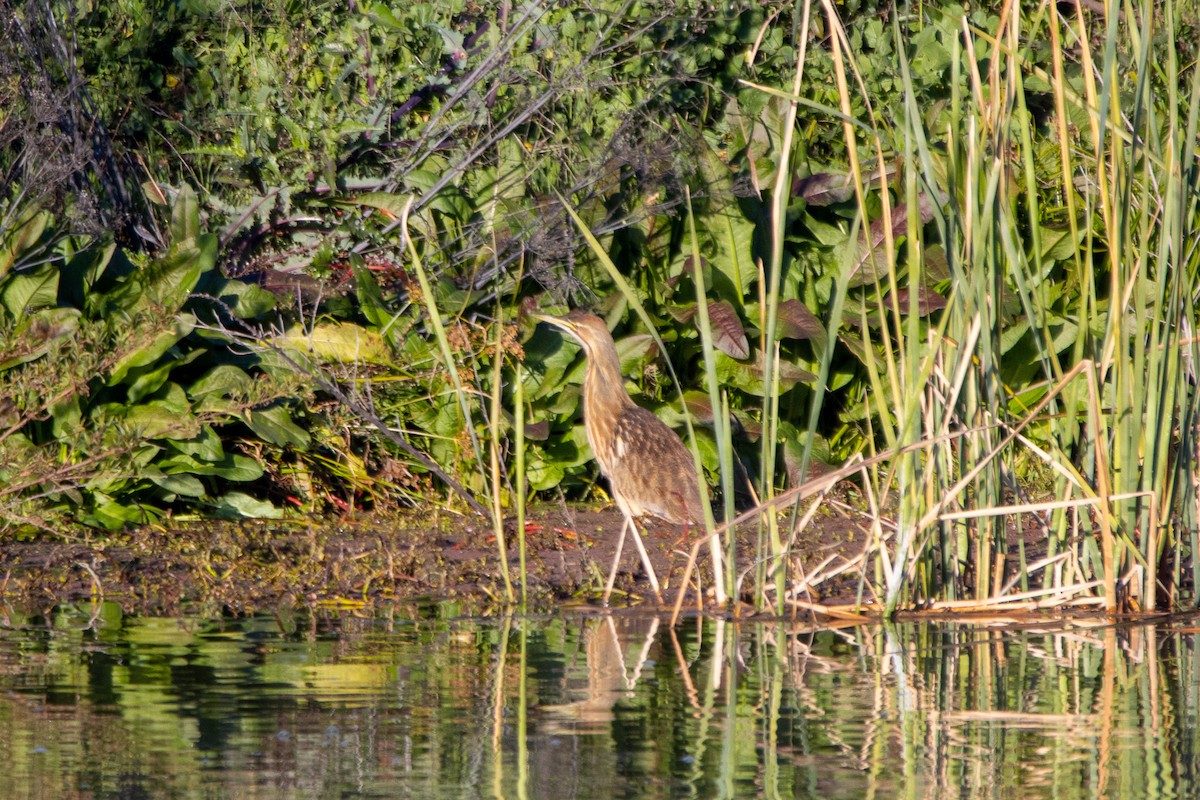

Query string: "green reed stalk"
[[490, 615, 511, 799], [685, 188, 737, 605], [489, 312, 515, 602], [515, 361, 527, 608], [517, 620, 530, 800], [757, 0, 813, 614], [400, 197, 496, 519]]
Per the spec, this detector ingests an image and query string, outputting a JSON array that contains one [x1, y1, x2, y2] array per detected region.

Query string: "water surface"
[[0, 604, 1194, 799]]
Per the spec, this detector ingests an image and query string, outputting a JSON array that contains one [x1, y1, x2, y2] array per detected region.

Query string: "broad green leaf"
[[181, 453, 263, 481], [524, 326, 584, 400], [714, 351, 815, 396], [1038, 223, 1087, 263], [525, 456, 565, 491], [1, 265, 58, 320], [151, 234, 216, 311], [59, 241, 117, 309], [244, 404, 311, 448], [151, 381, 191, 414], [191, 364, 254, 397], [711, 209, 759, 294], [102, 234, 215, 316], [279, 321, 390, 364], [211, 491, 284, 519], [527, 425, 591, 490], [126, 349, 203, 402], [164, 426, 226, 462], [190, 364, 254, 413], [0, 209, 51, 279], [90, 494, 160, 529], [706, 300, 749, 359], [170, 184, 200, 247], [747, 299, 828, 352], [109, 314, 196, 386], [615, 333, 656, 374], [51, 395, 83, 439], [352, 258, 393, 329], [792, 172, 855, 206], [123, 402, 200, 440], [147, 470, 207, 498], [208, 277, 278, 319], [0, 307, 80, 370], [348, 191, 411, 219]]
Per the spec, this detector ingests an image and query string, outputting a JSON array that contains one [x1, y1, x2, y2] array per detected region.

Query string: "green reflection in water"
[[0, 604, 1194, 799]]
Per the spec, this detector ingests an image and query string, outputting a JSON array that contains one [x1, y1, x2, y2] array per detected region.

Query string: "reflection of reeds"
[[5, 608, 1199, 798]]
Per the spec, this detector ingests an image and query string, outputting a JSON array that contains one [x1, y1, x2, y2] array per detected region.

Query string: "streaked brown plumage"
[[534, 309, 707, 603]]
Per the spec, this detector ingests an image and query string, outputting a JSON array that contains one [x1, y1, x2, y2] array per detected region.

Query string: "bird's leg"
[[627, 518, 663, 604], [601, 514, 630, 605], [671, 521, 693, 549]]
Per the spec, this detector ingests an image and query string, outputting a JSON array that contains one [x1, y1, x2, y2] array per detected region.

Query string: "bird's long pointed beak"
[[532, 312, 574, 334]]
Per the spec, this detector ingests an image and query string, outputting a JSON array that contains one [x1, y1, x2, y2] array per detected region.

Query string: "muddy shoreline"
[[0, 505, 868, 617]]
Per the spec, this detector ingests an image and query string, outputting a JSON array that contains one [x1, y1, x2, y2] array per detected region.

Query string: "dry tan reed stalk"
[[781, 598, 872, 621], [670, 360, 1130, 621]]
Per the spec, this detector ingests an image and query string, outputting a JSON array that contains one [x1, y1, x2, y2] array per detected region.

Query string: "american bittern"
[[534, 309, 707, 604]]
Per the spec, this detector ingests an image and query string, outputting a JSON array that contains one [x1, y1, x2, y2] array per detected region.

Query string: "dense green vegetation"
[[3, 0, 1199, 613]]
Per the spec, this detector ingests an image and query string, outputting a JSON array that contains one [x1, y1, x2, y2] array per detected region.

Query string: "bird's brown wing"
[[603, 405, 707, 525]]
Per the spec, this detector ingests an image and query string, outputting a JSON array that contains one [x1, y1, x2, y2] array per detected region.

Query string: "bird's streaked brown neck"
[[578, 333, 635, 415]]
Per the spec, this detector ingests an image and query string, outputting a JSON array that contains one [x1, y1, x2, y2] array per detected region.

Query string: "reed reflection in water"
[[0, 605, 1194, 799]]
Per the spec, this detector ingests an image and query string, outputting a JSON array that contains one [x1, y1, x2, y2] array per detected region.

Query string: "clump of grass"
[[755, 0, 1200, 616]]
